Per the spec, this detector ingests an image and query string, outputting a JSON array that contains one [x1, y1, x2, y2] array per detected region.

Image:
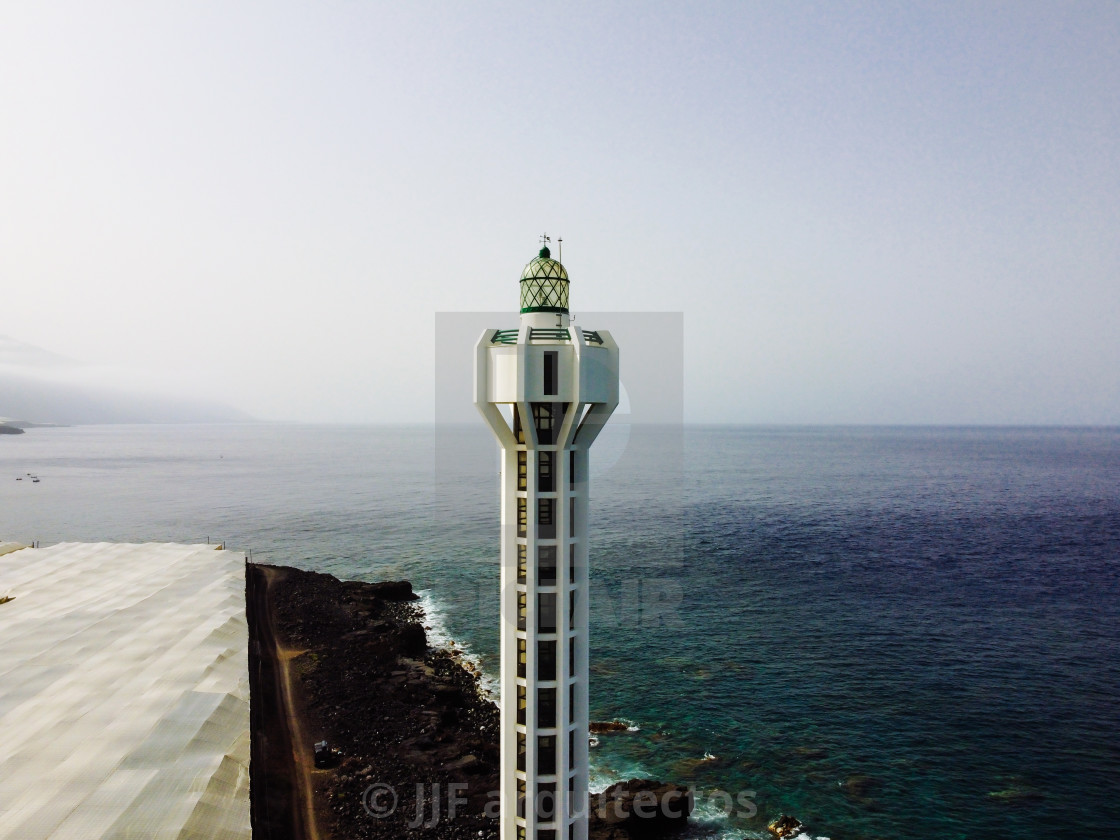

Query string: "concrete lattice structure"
[[475, 244, 619, 840]]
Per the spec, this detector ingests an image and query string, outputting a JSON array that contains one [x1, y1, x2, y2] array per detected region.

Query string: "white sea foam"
[[587, 747, 660, 794], [588, 764, 629, 795], [687, 791, 743, 836], [416, 589, 499, 701], [687, 797, 830, 840]]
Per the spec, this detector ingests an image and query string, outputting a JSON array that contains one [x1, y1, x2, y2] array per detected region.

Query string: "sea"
[[2, 423, 1118, 840]]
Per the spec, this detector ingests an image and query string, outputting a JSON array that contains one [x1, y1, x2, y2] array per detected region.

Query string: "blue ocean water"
[[2, 424, 1117, 839]]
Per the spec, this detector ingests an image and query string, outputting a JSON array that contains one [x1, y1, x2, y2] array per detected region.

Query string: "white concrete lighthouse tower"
[[475, 240, 619, 840]]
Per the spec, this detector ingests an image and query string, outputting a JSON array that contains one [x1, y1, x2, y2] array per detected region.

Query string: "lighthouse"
[[475, 239, 619, 840]]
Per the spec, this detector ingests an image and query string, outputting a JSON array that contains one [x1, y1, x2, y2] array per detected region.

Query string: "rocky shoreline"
[[249, 563, 692, 839]]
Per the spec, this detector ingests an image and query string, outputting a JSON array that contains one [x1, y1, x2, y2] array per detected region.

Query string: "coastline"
[[248, 562, 500, 839], [248, 563, 694, 840]]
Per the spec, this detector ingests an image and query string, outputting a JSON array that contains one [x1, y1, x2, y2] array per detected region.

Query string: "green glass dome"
[[520, 246, 569, 314]]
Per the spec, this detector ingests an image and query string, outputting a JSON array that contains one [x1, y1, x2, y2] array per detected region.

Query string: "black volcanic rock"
[[252, 564, 695, 840], [0, 424, 24, 435], [365, 580, 420, 601], [767, 813, 803, 837], [589, 779, 692, 838], [395, 623, 428, 656], [590, 720, 630, 733]]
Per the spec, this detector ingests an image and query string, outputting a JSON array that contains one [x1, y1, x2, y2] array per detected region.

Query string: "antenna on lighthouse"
[[558, 237, 562, 263]]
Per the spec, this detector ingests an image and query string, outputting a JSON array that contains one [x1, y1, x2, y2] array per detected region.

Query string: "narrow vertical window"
[[518, 497, 527, 537], [538, 498, 556, 539], [569, 637, 575, 677], [518, 544, 527, 584], [543, 351, 558, 396], [537, 781, 557, 820], [569, 497, 575, 537], [538, 735, 556, 775], [569, 449, 576, 489], [569, 543, 575, 583], [517, 778, 526, 818], [538, 640, 557, 680], [517, 450, 527, 491], [569, 730, 575, 769], [538, 450, 554, 492], [517, 683, 527, 725], [538, 593, 557, 633], [517, 592, 527, 631], [538, 546, 557, 585], [517, 733, 526, 772], [517, 637, 527, 678], [569, 682, 575, 723], [569, 589, 576, 630], [538, 687, 556, 728]]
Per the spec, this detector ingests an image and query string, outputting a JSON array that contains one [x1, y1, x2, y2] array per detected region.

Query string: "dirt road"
[[247, 563, 324, 840]]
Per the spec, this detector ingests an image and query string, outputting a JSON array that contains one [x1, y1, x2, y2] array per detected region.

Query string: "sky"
[[1, 1, 1117, 424]]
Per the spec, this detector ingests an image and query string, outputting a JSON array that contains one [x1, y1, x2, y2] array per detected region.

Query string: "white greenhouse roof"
[[0, 542, 250, 840]]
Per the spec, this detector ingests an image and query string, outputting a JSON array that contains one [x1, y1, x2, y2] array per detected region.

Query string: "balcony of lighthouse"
[[481, 328, 617, 417], [489, 327, 604, 345]]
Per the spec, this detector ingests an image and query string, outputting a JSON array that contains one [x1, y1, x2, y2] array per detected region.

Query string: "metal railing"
[[490, 328, 603, 344], [530, 328, 570, 341]]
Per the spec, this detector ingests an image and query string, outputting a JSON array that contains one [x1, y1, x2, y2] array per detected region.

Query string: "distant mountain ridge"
[[0, 335, 253, 425], [0, 335, 76, 369]]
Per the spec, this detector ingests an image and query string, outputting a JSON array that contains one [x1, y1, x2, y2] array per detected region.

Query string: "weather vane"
[[540, 232, 551, 249]]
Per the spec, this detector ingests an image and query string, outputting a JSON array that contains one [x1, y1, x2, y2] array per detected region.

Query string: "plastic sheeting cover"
[[0, 542, 250, 840]]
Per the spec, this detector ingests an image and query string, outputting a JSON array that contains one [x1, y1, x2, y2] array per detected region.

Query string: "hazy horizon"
[[2, 3, 1117, 425]]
